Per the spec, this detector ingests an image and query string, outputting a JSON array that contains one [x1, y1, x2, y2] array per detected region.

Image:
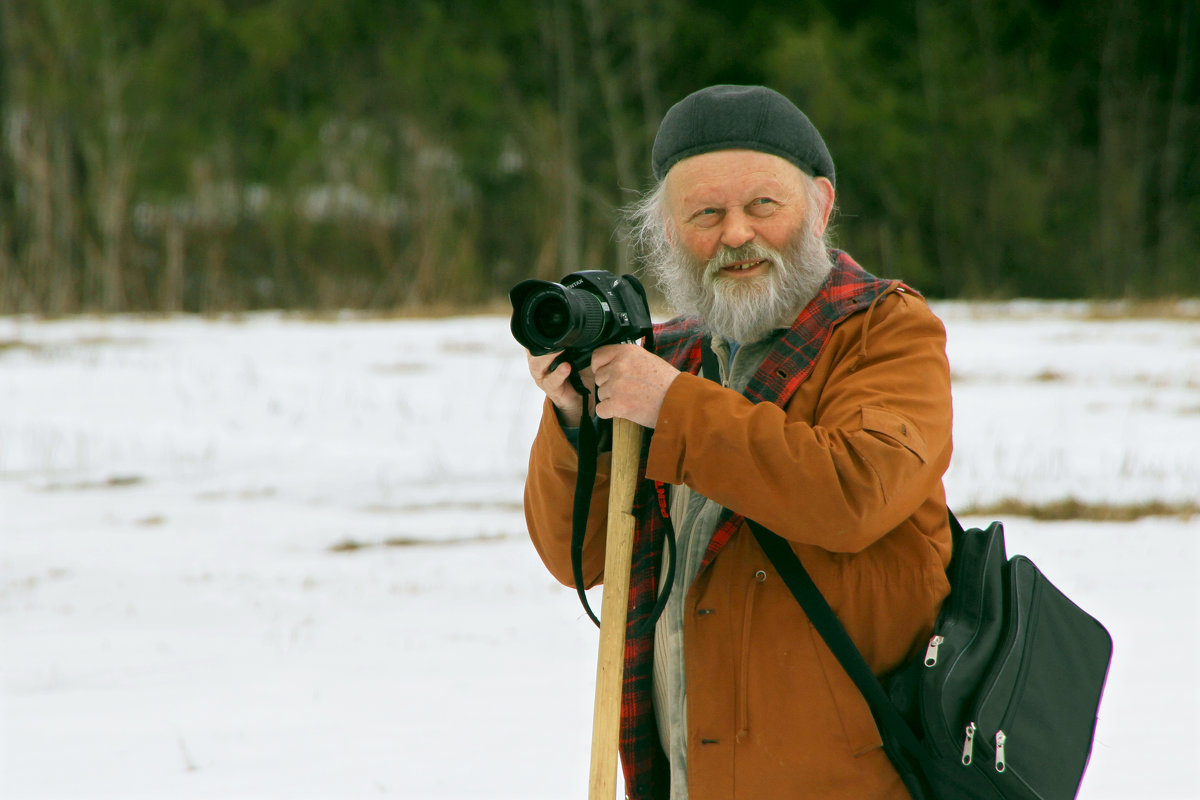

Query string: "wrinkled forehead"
[[665, 149, 808, 207]]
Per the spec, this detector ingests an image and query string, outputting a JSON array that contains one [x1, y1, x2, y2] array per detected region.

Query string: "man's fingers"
[[582, 343, 679, 428], [528, 351, 562, 380]]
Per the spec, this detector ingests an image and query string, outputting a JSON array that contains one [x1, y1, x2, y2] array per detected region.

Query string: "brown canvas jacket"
[[524, 259, 953, 800]]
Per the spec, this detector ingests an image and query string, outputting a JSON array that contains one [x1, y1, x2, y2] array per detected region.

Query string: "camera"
[[509, 270, 653, 369]]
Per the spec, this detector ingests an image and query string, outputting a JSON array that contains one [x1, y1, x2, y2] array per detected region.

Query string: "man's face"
[[665, 149, 831, 269], [653, 149, 835, 343]]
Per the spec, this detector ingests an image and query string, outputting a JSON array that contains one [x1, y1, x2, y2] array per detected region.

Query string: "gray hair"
[[625, 178, 674, 277]]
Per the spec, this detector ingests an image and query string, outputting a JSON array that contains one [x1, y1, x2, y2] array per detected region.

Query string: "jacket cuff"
[[537, 397, 610, 475]]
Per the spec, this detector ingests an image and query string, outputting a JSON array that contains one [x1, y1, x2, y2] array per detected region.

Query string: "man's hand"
[[590, 344, 680, 429], [527, 351, 591, 428]]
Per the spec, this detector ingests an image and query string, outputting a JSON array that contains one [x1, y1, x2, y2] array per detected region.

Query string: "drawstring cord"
[[852, 280, 905, 371]]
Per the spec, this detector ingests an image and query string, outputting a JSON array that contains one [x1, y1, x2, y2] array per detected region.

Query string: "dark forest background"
[[1, 0, 1196, 314]]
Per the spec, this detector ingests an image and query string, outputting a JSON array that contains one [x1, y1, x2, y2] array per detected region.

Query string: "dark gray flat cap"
[[651, 85, 835, 187]]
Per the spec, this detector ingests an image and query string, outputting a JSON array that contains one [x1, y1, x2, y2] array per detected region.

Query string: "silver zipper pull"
[[961, 721, 976, 766], [924, 635, 945, 667], [994, 730, 1007, 773]]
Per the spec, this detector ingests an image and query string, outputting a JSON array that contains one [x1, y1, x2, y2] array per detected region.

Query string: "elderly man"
[[522, 85, 953, 800]]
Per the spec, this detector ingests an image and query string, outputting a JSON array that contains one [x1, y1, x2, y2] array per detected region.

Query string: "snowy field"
[[1, 303, 1198, 799]]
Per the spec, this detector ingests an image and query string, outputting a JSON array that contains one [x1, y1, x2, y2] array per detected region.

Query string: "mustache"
[[704, 242, 779, 277]]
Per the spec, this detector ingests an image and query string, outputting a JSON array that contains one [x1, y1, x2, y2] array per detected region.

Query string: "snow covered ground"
[[1, 304, 1197, 799]]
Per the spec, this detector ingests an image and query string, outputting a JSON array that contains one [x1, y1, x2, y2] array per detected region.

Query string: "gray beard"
[[650, 224, 835, 344]]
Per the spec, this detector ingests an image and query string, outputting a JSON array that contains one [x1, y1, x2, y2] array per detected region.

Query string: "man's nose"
[[719, 209, 755, 249]]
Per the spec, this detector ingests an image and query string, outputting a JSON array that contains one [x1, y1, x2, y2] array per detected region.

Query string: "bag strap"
[[697, 336, 929, 778], [700, 334, 720, 385], [948, 508, 966, 538], [748, 520, 925, 761]]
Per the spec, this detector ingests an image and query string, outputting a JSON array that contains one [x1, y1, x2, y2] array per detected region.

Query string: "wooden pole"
[[587, 417, 643, 800]]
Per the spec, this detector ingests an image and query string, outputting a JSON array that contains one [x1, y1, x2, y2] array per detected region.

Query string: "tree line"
[[1, 0, 1196, 315]]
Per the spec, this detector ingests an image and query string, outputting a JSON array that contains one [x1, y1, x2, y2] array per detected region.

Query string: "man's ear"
[[813, 177, 836, 236]]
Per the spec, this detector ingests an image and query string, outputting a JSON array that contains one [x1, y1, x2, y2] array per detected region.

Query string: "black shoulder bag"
[[750, 514, 1113, 800]]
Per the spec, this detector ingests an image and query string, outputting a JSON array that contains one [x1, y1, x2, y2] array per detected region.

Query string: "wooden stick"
[[587, 417, 643, 800]]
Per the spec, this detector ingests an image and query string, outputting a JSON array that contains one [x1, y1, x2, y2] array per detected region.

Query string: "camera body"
[[509, 270, 653, 369]]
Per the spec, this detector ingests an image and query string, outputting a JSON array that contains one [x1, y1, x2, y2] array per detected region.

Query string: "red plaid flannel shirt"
[[618, 251, 903, 798]]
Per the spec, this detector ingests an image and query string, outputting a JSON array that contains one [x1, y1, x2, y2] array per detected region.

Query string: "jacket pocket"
[[861, 406, 928, 463], [810, 622, 885, 757], [736, 568, 768, 743]]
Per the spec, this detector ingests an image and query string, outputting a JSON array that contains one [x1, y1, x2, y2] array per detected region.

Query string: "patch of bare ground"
[[329, 532, 512, 552], [0, 335, 147, 356], [0, 339, 41, 355], [1081, 299, 1200, 321], [362, 500, 523, 514], [959, 497, 1200, 522], [39, 475, 145, 491], [281, 299, 511, 323]]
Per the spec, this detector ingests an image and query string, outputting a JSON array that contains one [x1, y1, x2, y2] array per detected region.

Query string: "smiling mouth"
[[721, 259, 768, 273]]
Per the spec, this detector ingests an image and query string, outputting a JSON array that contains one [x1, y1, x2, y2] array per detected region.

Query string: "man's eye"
[[748, 198, 777, 215], [691, 208, 721, 226]]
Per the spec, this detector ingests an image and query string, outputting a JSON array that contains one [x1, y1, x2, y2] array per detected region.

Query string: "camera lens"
[[569, 292, 606, 347], [516, 284, 607, 353], [530, 294, 571, 340]]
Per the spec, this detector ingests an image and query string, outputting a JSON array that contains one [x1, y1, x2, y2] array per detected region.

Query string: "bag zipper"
[[924, 634, 944, 667], [961, 721, 976, 766], [961, 558, 1041, 786], [961, 724, 1007, 773]]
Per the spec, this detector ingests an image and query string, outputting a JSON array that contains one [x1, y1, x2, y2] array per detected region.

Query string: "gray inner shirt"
[[651, 333, 778, 800]]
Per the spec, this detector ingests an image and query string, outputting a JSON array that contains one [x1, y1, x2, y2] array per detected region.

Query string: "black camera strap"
[[565, 337, 675, 635], [567, 368, 605, 628]]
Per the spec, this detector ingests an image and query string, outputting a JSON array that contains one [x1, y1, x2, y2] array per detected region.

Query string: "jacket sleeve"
[[523, 398, 613, 588], [644, 291, 953, 554]]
